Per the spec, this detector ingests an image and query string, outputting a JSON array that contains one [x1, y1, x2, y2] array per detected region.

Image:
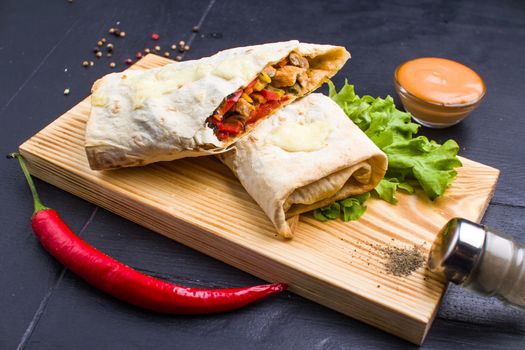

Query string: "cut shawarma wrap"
[[85, 40, 350, 170], [218, 93, 388, 239]]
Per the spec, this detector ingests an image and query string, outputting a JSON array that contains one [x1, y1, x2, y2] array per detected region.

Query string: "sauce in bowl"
[[394, 57, 486, 128]]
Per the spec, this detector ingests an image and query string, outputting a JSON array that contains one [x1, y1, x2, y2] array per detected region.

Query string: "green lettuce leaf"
[[328, 81, 462, 202], [374, 178, 415, 204], [313, 193, 370, 222]]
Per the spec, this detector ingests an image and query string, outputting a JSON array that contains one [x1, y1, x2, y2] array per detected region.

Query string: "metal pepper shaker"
[[429, 218, 525, 309]]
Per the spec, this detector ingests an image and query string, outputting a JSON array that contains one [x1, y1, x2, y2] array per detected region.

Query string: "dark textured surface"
[[1, 0, 524, 349]]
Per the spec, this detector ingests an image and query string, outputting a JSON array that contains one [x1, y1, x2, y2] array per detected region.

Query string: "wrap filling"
[[206, 51, 331, 141]]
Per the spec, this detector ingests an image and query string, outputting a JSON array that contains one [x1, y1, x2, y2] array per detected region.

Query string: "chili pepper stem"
[[8, 152, 48, 213]]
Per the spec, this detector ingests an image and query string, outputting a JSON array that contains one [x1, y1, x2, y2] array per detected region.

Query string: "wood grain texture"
[[18, 54, 499, 345]]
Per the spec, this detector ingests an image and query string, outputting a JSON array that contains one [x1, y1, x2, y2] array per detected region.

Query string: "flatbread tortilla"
[[219, 93, 388, 238], [85, 40, 350, 170]]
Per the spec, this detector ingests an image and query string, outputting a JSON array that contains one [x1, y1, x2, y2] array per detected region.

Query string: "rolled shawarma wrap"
[[218, 93, 388, 239], [85, 40, 350, 170]]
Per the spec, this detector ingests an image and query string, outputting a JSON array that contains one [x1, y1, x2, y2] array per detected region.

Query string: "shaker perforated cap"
[[428, 218, 486, 284]]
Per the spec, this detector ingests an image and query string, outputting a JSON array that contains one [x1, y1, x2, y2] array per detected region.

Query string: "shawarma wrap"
[[85, 40, 350, 170], [219, 93, 388, 238]]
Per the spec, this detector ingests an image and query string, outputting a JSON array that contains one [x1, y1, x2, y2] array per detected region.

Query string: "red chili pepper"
[[9, 153, 286, 314], [151, 33, 160, 41]]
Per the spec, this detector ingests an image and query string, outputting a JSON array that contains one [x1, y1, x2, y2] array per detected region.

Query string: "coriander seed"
[[164, 51, 170, 57], [95, 51, 102, 58], [171, 44, 177, 50], [175, 55, 182, 61], [63, 88, 70, 95], [119, 31, 126, 37], [82, 60, 89, 67], [109, 62, 116, 68]]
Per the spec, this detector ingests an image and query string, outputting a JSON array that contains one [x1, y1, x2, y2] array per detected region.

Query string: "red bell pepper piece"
[[214, 90, 243, 120], [216, 130, 230, 141], [259, 89, 280, 101], [248, 100, 282, 123], [219, 120, 243, 135]]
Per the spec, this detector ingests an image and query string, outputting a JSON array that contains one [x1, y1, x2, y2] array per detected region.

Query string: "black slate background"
[[1, 0, 524, 349]]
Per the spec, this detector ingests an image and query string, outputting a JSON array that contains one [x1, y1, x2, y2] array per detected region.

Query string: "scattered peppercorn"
[[125, 58, 133, 65], [119, 31, 126, 37], [82, 60, 89, 67], [135, 51, 143, 59], [175, 55, 182, 61], [183, 44, 190, 51], [109, 62, 116, 68], [154, 45, 161, 51], [97, 40, 103, 47], [151, 33, 160, 41], [63, 88, 70, 95], [106, 43, 114, 51], [109, 28, 116, 34], [101, 37, 107, 43], [95, 51, 102, 58], [89, 61, 94, 66], [192, 26, 200, 32], [164, 52, 170, 57], [114, 28, 121, 36], [179, 40, 185, 47], [171, 44, 177, 50], [93, 47, 101, 53], [144, 48, 151, 54]]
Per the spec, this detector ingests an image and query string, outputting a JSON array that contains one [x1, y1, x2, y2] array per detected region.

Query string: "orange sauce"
[[396, 57, 484, 106]]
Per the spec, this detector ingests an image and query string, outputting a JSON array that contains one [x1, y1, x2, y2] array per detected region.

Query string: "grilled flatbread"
[[85, 41, 350, 170], [219, 93, 387, 238]]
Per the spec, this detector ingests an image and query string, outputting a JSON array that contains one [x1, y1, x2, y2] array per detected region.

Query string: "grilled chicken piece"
[[272, 65, 306, 88], [297, 71, 310, 90], [263, 65, 277, 78], [308, 69, 328, 87], [233, 97, 255, 118], [288, 52, 309, 69]]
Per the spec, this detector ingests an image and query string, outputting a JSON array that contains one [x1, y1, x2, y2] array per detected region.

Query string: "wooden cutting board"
[[19, 54, 499, 345]]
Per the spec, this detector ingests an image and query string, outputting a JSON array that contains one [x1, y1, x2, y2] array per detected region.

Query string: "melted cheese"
[[91, 92, 108, 107], [266, 120, 332, 152], [213, 57, 256, 81]]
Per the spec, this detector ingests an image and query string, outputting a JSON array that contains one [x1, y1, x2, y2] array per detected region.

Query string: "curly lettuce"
[[312, 81, 462, 222]]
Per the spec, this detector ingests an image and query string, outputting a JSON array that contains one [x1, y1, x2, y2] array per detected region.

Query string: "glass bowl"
[[394, 61, 486, 128]]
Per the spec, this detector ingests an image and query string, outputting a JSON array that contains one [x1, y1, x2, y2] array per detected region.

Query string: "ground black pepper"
[[381, 245, 424, 277]]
